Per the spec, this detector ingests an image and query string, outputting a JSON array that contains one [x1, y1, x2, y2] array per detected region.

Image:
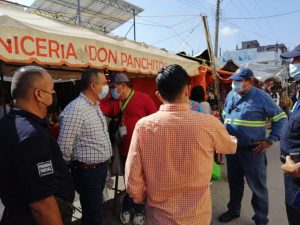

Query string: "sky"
[[13, 0, 300, 57]]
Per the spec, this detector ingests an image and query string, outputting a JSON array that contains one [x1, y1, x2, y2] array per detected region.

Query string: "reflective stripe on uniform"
[[224, 118, 231, 124], [271, 112, 287, 122], [222, 110, 226, 116], [224, 118, 266, 127]]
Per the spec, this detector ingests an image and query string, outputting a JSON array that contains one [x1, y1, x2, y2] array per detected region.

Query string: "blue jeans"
[[71, 164, 108, 225], [226, 148, 269, 224]]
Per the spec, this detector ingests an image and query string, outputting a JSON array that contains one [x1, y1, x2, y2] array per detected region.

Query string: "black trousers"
[[286, 203, 300, 225], [55, 196, 74, 225]]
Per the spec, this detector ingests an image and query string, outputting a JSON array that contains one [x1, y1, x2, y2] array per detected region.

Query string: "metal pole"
[[0, 61, 6, 115], [202, 16, 222, 109], [77, 0, 81, 26], [133, 9, 136, 41], [214, 0, 221, 58]]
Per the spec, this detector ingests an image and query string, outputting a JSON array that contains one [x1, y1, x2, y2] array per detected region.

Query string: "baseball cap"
[[110, 72, 130, 86], [280, 44, 300, 59], [230, 67, 254, 81]]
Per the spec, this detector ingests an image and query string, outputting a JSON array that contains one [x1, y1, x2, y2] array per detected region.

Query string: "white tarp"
[[0, 3, 200, 76], [241, 62, 288, 82]]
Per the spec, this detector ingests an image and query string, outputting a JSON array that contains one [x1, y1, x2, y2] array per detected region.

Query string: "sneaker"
[[120, 211, 131, 224], [218, 210, 240, 222], [132, 213, 145, 225]]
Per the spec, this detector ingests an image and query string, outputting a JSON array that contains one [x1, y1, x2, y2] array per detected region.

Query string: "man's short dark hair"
[[190, 85, 205, 103], [11, 66, 48, 100], [81, 68, 104, 90], [156, 64, 190, 102]]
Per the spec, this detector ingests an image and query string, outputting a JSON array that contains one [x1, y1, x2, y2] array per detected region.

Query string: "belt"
[[72, 160, 108, 169], [280, 152, 300, 163]]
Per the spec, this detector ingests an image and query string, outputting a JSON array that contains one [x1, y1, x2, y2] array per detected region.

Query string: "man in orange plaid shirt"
[[125, 64, 237, 225]]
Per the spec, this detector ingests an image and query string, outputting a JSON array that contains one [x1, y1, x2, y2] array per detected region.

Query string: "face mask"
[[99, 85, 109, 100], [232, 80, 244, 94], [47, 93, 57, 113], [111, 88, 119, 100], [289, 63, 300, 81]]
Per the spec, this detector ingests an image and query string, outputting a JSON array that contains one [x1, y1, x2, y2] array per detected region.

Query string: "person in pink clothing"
[[125, 64, 237, 225]]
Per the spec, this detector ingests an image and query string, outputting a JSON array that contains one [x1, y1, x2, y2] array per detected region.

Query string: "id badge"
[[119, 126, 127, 136]]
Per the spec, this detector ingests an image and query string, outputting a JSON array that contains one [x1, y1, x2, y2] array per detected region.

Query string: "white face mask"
[[289, 63, 300, 81], [98, 85, 109, 100], [231, 80, 244, 94]]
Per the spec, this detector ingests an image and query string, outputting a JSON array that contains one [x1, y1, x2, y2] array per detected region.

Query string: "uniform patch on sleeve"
[[37, 160, 54, 177]]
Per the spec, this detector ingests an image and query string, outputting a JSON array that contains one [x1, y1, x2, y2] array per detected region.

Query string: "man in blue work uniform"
[[219, 68, 287, 225], [0, 66, 75, 225], [280, 44, 300, 225]]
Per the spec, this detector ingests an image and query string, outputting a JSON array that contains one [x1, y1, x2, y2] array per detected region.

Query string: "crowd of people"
[[0, 44, 300, 225]]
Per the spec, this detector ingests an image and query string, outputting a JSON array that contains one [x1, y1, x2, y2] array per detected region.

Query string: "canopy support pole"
[[0, 61, 6, 115], [201, 16, 222, 109]]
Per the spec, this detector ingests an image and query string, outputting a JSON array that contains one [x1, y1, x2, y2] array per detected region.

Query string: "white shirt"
[[58, 92, 112, 163]]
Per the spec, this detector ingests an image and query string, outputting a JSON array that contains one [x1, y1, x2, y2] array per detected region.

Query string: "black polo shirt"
[[0, 108, 75, 224]]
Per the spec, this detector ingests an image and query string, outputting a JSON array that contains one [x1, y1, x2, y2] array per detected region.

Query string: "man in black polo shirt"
[[0, 66, 75, 225]]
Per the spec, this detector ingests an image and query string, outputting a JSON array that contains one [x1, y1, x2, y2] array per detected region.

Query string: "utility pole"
[[133, 9, 136, 41], [214, 0, 221, 57], [77, 0, 81, 26]]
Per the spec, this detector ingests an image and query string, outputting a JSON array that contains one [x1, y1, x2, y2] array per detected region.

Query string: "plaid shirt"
[[58, 92, 112, 163], [125, 103, 237, 225]]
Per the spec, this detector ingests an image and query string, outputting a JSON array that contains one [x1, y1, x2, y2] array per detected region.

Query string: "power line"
[[223, 8, 300, 20], [151, 23, 200, 45], [175, 0, 215, 17], [253, 0, 280, 43], [188, 0, 216, 12], [221, 19, 294, 46], [237, 0, 270, 44], [176, 23, 201, 53]]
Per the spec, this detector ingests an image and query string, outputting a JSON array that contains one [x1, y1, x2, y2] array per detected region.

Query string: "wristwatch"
[[266, 139, 275, 145]]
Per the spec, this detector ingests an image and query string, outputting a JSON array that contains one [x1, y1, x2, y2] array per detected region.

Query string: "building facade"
[[222, 40, 287, 66]]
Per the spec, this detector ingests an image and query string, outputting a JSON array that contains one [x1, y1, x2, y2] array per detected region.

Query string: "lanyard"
[[119, 89, 134, 112]]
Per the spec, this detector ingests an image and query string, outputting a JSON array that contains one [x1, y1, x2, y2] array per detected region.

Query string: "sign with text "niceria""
[[0, 30, 198, 75]]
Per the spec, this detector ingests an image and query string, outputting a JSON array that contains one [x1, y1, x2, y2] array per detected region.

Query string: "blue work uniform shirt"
[[280, 99, 300, 205], [223, 87, 287, 147]]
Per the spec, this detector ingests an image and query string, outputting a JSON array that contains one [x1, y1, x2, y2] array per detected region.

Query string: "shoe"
[[120, 211, 131, 224], [132, 213, 145, 225], [218, 210, 240, 222]]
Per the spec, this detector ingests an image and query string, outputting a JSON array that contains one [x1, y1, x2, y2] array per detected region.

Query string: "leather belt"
[[72, 160, 108, 169]]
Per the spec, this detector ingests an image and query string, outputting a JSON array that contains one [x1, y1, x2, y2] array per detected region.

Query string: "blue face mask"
[[289, 63, 300, 81], [231, 80, 244, 94], [111, 88, 119, 100], [99, 85, 109, 100]]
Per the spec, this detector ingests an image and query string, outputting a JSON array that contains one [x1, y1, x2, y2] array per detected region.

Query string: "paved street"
[[0, 142, 289, 224]]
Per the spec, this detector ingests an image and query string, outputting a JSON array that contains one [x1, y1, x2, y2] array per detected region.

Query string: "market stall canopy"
[[241, 62, 287, 82], [221, 59, 239, 73], [0, 3, 200, 76], [28, 0, 143, 33]]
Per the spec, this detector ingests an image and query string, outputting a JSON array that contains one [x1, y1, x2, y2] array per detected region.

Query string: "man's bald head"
[[11, 66, 49, 100]]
